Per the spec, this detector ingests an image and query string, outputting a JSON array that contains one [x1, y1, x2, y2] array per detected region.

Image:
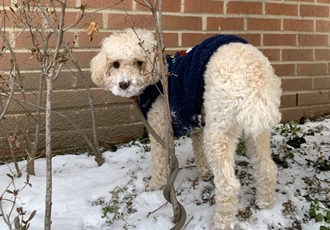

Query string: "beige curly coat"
[[90, 29, 282, 230]]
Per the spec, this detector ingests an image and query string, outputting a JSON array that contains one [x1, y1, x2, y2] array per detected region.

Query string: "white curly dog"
[[90, 28, 282, 230]]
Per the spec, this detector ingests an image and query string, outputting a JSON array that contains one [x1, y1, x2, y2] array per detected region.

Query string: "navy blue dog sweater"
[[138, 34, 248, 137]]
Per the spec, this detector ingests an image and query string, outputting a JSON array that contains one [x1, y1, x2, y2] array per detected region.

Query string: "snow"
[[1, 119, 330, 230]]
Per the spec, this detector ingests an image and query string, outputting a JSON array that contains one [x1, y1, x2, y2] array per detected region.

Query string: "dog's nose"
[[119, 81, 130, 90]]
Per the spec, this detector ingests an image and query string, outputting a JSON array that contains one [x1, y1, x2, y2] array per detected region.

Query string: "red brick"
[[299, 34, 329, 46], [137, 0, 181, 12], [280, 107, 316, 123], [79, 31, 112, 48], [280, 94, 297, 107], [0, 31, 10, 45], [38, 0, 76, 7], [282, 49, 314, 61], [15, 31, 76, 48], [314, 76, 330, 89], [182, 33, 216, 47], [318, 0, 330, 3], [315, 49, 330, 60], [79, 29, 178, 48], [65, 11, 103, 29], [297, 63, 328, 75], [284, 19, 314, 31], [185, 0, 223, 13], [48, 123, 144, 150], [3, 0, 11, 6], [3, 8, 43, 27], [237, 34, 261, 46], [300, 5, 329, 17], [107, 14, 154, 29], [14, 31, 36, 48], [227, 1, 262, 14], [0, 115, 18, 135], [272, 64, 296, 76], [8, 52, 40, 70], [316, 20, 330, 32], [1, 91, 41, 113], [263, 34, 296, 46], [163, 16, 202, 30], [247, 18, 281, 31], [284, 0, 314, 2], [266, 3, 298, 16], [182, 33, 260, 47], [103, 90, 131, 104], [81, 0, 131, 10], [32, 70, 90, 91], [281, 78, 313, 91], [51, 89, 96, 109], [70, 51, 98, 69], [163, 33, 179, 47], [0, 53, 12, 71], [260, 49, 281, 61], [207, 17, 244, 30], [297, 91, 329, 106]]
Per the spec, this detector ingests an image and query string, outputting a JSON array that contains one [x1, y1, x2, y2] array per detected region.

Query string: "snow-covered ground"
[[1, 118, 329, 230]]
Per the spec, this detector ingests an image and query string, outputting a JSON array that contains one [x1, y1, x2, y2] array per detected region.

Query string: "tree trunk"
[[44, 69, 53, 230]]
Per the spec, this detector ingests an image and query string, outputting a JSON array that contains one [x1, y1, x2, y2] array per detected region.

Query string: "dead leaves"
[[87, 21, 98, 42]]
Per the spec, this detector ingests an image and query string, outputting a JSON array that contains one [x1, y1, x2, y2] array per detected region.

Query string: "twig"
[[37, 0, 105, 166], [146, 202, 168, 218], [64, 0, 124, 32], [7, 96, 99, 158], [182, 216, 194, 230], [83, 0, 125, 16], [17, 121, 36, 175], [146, 180, 185, 218], [0, 28, 18, 120], [314, 175, 330, 184]]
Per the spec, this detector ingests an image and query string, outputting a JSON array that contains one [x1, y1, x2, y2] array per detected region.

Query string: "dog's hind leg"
[[191, 129, 212, 181], [145, 96, 167, 191], [203, 122, 242, 230], [244, 130, 277, 209]]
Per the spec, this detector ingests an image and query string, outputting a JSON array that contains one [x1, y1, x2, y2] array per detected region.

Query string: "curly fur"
[[90, 29, 282, 230]]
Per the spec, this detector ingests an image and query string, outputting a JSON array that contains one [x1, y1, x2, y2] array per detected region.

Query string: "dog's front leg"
[[191, 129, 212, 181], [203, 123, 242, 230], [145, 96, 167, 191]]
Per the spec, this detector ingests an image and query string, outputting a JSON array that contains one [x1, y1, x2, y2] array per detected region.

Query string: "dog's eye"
[[113, 61, 120, 69], [136, 60, 144, 68]]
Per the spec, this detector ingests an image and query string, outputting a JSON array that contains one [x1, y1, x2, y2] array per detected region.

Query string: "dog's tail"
[[237, 72, 282, 139]]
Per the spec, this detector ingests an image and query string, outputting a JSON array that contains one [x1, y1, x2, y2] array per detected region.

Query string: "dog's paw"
[[210, 220, 236, 230], [196, 165, 213, 181], [199, 172, 213, 182], [210, 212, 237, 230], [255, 198, 274, 209]]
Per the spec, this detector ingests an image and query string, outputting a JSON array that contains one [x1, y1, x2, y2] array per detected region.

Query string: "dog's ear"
[[90, 51, 108, 87]]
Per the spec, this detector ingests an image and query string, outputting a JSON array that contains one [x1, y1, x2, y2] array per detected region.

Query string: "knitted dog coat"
[[139, 34, 248, 137]]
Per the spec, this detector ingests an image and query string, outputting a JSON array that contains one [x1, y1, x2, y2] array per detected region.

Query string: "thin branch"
[[83, 0, 125, 16], [0, 27, 18, 120], [6, 96, 99, 158], [64, 0, 124, 32], [37, 0, 104, 165], [135, 0, 151, 9]]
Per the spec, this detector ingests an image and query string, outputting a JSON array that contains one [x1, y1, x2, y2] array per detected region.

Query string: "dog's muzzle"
[[119, 81, 130, 90]]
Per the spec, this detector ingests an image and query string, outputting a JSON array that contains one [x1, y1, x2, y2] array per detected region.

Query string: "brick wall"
[[1, 0, 330, 153]]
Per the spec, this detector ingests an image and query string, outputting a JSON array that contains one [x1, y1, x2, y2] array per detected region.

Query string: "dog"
[[90, 28, 282, 230]]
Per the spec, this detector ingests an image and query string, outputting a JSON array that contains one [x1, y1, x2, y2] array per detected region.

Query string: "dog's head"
[[90, 28, 159, 97]]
